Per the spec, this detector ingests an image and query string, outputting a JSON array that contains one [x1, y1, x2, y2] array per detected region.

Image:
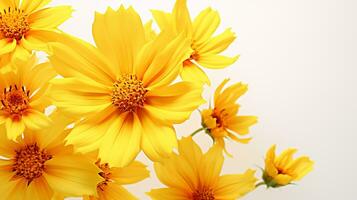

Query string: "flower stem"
[[190, 127, 205, 137], [255, 182, 266, 188]]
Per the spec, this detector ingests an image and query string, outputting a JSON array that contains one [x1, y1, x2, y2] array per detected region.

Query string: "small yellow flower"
[[0, 0, 72, 60], [262, 145, 314, 187], [200, 79, 257, 153], [50, 6, 204, 168], [148, 137, 257, 200], [152, 0, 238, 85], [0, 111, 101, 200], [0, 55, 55, 140]]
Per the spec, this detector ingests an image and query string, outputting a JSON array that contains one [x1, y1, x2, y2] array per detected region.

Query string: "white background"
[[46, 0, 356, 199]]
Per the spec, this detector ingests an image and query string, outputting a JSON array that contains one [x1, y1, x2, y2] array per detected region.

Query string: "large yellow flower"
[[262, 145, 314, 188], [0, 0, 72, 60], [148, 137, 257, 200], [49, 6, 204, 167], [83, 159, 149, 200], [199, 79, 257, 153], [0, 55, 55, 140], [0, 111, 101, 200], [152, 0, 238, 85]]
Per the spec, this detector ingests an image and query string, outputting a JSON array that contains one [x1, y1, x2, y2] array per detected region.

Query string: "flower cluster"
[[0, 0, 314, 199]]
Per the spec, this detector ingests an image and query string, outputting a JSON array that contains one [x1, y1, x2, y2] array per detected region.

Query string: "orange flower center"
[[211, 108, 227, 128], [95, 160, 112, 191], [111, 74, 147, 112], [183, 50, 200, 67], [0, 7, 30, 40], [192, 187, 215, 200], [12, 143, 52, 184], [1, 84, 30, 117]]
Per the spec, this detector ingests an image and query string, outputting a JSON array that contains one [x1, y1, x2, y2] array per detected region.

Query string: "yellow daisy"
[[83, 159, 149, 200], [262, 145, 314, 188], [0, 0, 72, 60], [49, 6, 204, 167], [0, 55, 55, 140], [148, 137, 257, 200], [0, 111, 101, 200], [152, 0, 238, 85], [198, 79, 257, 153]]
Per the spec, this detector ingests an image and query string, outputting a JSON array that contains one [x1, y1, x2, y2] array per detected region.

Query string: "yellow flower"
[[83, 160, 149, 200], [0, 0, 72, 60], [152, 0, 238, 85], [0, 111, 101, 200], [200, 79, 257, 153], [0, 55, 55, 140], [49, 6, 204, 167], [148, 137, 257, 200], [263, 145, 314, 187]]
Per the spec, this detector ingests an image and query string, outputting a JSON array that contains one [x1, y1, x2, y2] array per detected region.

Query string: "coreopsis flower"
[[83, 160, 149, 200], [199, 79, 257, 153], [152, 0, 238, 85], [50, 6, 204, 167], [0, 111, 101, 200], [0, 55, 55, 140], [148, 137, 257, 200], [262, 145, 314, 188], [0, 0, 72, 59]]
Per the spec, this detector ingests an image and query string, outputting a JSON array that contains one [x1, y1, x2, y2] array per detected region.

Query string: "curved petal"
[[99, 112, 142, 168], [93, 6, 145, 75], [151, 10, 175, 36], [199, 144, 224, 186], [287, 157, 314, 181], [0, 0, 19, 8], [28, 6, 72, 29], [111, 161, 149, 185], [192, 8, 220, 46], [197, 28, 236, 55], [5, 118, 25, 141], [0, 126, 18, 157], [147, 188, 188, 200], [21, 0, 51, 14], [44, 152, 101, 197], [173, 0, 192, 37], [181, 62, 210, 85], [197, 54, 239, 69], [23, 177, 53, 200], [98, 183, 137, 200], [140, 112, 177, 161], [226, 116, 257, 135], [22, 109, 52, 130], [0, 39, 16, 56]]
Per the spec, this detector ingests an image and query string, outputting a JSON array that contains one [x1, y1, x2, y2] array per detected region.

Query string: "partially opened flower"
[[83, 159, 149, 200], [262, 145, 314, 188], [199, 79, 257, 154], [152, 0, 238, 85], [0, 55, 55, 140], [49, 6, 204, 168], [148, 137, 257, 200], [0, 0, 72, 60], [0, 111, 101, 200]]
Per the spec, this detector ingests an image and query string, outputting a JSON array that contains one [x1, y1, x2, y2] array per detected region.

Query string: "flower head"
[[148, 137, 257, 200], [262, 145, 314, 188], [0, 0, 72, 60], [200, 79, 257, 154], [0, 111, 101, 199], [0, 55, 55, 140], [152, 0, 238, 85], [49, 6, 204, 168], [83, 159, 149, 200]]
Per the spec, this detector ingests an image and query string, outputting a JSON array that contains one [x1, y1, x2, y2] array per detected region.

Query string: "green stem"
[[255, 182, 266, 188], [190, 127, 205, 136]]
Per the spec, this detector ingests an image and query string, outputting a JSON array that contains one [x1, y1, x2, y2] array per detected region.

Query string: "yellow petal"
[[199, 144, 224, 186], [110, 161, 149, 184], [22, 109, 52, 130], [5, 118, 25, 141], [151, 10, 175, 36], [192, 8, 220, 46], [197, 54, 239, 69], [177, 136, 203, 175], [0, 125, 18, 157], [21, 0, 51, 14], [198, 28, 236, 55], [173, 0, 192, 37], [273, 174, 294, 186], [0, 39, 16, 56], [140, 112, 177, 161], [181, 62, 210, 85], [98, 183, 137, 200], [44, 152, 101, 197], [0, 0, 19, 9], [99, 112, 141, 168], [215, 82, 247, 108], [265, 145, 278, 177], [29, 6, 72, 29], [287, 157, 314, 181], [226, 116, 257, 135], [24, 177, 53, 200], [147, 188, 188, 200], [275, 148, 297, 169], [214, 169, 257, 199]]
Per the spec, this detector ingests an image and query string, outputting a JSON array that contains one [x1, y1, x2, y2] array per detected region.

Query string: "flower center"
[[95, 160, 112, 191], [183, 50, 200, 67], [192, 188, 215, 200], [1, 85, 30, 116], [0, 7, 30, 40], [211, 108, 227, 128], [12, 143, 52, 184], [111, 74, 147, 112]]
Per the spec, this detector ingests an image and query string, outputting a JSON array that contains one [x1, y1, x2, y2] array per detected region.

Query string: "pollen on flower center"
[[1, 85, 30, 116], [192, 187, 215, 200], [95, 160, 112, 191], [12, 143, 52, 184], [183, 50, 200, 67], [111, 74, 147, 112], [0, 7, 30, 40]]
